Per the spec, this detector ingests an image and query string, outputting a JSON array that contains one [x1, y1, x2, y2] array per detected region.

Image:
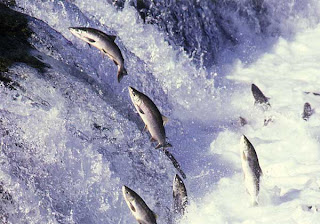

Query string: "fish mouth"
[[68, 27, 86, 36], [68, 27, 81, 36], [128, 86, 134, 97], [122, 185, 132, 199], [173, 174, 180, 184], [240, 135, 250, 146], [128, 86, 138, 92], [122, 185, 128, 196], [128, 86, 138, 97], [68, 27, 77, 32], [173, 174, 179, 190], [122, 185, 136, 204]]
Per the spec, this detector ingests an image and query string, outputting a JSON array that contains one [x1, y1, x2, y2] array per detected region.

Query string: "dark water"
[[112, 0, 280, 68]]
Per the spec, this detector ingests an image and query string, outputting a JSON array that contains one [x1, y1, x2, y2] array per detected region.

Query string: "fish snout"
[[128, 86, 134, 98], [240, 135, 246, 146], [68, 27, 76, 32], [128, 86, 139, 99], [122, 185, 129, 195], [174, 174, 183, 185], [240, 135, 251, 147], [68, 27, 83, 36]]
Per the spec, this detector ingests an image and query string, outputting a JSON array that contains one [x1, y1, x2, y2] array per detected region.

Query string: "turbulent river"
[[0, 0, 320, 223]]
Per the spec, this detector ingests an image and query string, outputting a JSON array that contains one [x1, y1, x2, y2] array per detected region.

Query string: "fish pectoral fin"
[[155, 142, 172, 149], [242, 151, 247, 161], [129, 202, 136, 212], [162, 115, 169, 126], [87, 43, 91, 48], [138, 220, 147, 224], [259, 169, 263, 177], [138, 221, 151, 224], [107, 34, 117, 42], [150, 137, 157, 142], [113, 60, 118, 65], [86, 37, 96, 43], [137, 106, 144, 114], [143, 125, 148, 132]]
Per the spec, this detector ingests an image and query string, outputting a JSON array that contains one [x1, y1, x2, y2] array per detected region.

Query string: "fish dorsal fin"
[[162, 115, 169, 126], [107, 34, 117, 42]]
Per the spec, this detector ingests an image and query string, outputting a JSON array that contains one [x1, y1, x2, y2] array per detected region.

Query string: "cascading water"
[[1, 0, 320, 223]]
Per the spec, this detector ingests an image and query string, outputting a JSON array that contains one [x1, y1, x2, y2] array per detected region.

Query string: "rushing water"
[[0, 0, 320, 223]]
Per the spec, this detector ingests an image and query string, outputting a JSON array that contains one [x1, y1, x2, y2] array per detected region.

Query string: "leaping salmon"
[[122, 185, 157, 224], [128, 86, 172, 149], [69, 27, 127, 82], [173, 174, 188, 215], [240, 135, 263, 206]]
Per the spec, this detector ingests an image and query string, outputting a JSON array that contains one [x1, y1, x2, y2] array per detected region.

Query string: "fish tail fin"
[[117, 65, 127, 83], [162, 148, 187, 179], [155, 142, 172, 149]]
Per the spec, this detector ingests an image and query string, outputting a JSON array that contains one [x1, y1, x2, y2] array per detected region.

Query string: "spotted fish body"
[[128, 86, 171, 149], [173, 174, 188, 216], [122, 186, 157, 224], [240, 135, 262, 206], [69, 27, 127, 82]]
